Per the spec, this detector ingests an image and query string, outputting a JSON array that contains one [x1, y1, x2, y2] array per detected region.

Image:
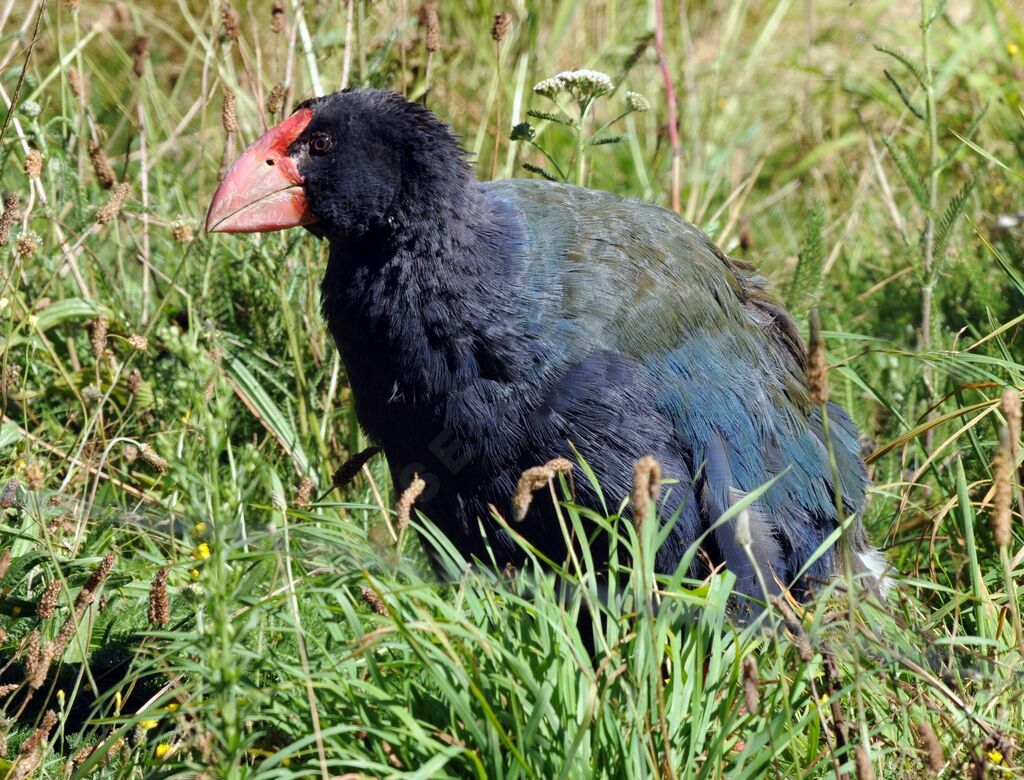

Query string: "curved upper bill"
[[205, 108, 316, 233]]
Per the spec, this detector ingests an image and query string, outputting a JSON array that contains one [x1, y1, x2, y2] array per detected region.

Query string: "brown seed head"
[[266, 83, 286, 116], [83, 553, 117, 595], [16, 231, 38, 257], [360, 586, 388, 616], [127, 368, 143, 395], [294, 476, 314, 508], [172, 219, 194, 243], [88, 140, 117, 189], [222, 7, 241, 40], [37, 580, 62, 619], [129, 36, 149, 78], [89, 316, 108, 358], [139, 443, 169, 474], [914, 720, 944, 772], [331, 446, 381, 492], [0, 682, 19, 697], [491, 12, 512, 42], [807, 310, 828, 405], [271, 0, 285, 33], [11, 710, 57, 780], [25, 463, 43, 490], [0, 548, 12, 579], [992, 426, 1013, 548], [397, 476, 426, 530], [632, 455, 661, 529], [68, 67, 84, 99], [0, 193, 19, 245], [96, 182, 131, 225], [1002, 387, 1022, 457], [148, 567, 169, 626], [128, 333, 148, 352], [24, 630, 53, 690], [24, 150, 42, 178], [512, 458, 573, 521], [420, 0, 441, 52], [741, 655, 759, 715], [222, 89, 239, 134]]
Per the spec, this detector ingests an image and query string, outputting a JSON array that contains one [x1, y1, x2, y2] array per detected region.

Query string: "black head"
[[206, 89, 474, 240]]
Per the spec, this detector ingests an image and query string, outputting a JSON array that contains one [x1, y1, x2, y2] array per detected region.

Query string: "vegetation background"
[[0, 0, 1023, 777]]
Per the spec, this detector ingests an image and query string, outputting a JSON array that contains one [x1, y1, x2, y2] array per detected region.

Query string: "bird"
[[206, 88, 885, 598]]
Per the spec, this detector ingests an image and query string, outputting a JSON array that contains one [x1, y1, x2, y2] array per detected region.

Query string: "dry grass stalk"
[[632, 455, 662, 529], [24, 150, 42, 178], [148, 567, 169, 626], [491, 12, 512, 42], [96, 182, 130, 224], [512, 458, 573, 521], [10, 710, 57, 780], [129, 36, 149, 77], [89, 316, 108, 358], [854, 745, 875, 780], [139, 443, 169, 474], [294, 476, 314, 508], [771, 596, 813, 662], [807, 309, 828, 405], [914, 720, 944, 772], [741, 655, 759, 714], [330, 446, 381, 492], [992, 426, 1013, 547], [36, 580, 61, 619], [88, 140, 116, 188], [360, 586, 388, 616], [396, 476, 426, 530], [0, 193, 19, 245], [419, 0, 441, 52]]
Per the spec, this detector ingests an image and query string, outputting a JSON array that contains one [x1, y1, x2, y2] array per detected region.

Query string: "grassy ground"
[[0, 0, 1023, 776]]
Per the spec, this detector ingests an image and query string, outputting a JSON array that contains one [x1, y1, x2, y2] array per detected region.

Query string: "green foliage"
[[0, 0, 1023, 777]]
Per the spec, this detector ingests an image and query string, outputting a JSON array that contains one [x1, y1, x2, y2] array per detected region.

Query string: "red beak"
[[206, 108, 316, 233]]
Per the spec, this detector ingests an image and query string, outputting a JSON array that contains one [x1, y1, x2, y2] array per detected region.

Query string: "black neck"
[[319, 184, 530, 444]]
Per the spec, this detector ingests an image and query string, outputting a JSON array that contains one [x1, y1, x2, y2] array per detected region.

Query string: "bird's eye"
[[310, 132, 333, 155]]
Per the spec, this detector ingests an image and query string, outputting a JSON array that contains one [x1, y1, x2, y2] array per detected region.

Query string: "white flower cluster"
[[533, 69, 615, 102], [625, 91, 650, 112]]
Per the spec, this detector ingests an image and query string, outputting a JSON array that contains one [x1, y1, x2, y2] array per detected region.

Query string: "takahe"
[[207, 89, 884, 597]]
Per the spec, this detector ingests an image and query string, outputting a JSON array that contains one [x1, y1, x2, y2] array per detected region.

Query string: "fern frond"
[[933, 176, 976, 260], [590, 135, 627, 145], [526, 109, 573, 126], [880, 135, 928, 209], [873, 44, 925, 86], [522, 162, 561, 182], [883, 69, 925, 120]]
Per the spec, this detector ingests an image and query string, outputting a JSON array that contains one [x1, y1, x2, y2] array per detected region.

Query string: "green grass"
[[1, 0, 1023, 777]]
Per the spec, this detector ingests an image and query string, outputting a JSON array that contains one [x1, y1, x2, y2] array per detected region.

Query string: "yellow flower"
[[1008, 42, 1020, 56], [192, 522, 207, 536], [139, 719, 159, 730], [190, 568, 200, 578], [164, 702, 179, 712], [192, 543, 211, 561], [154, 743, 171, 759], [989, 749, 1004, 765]]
